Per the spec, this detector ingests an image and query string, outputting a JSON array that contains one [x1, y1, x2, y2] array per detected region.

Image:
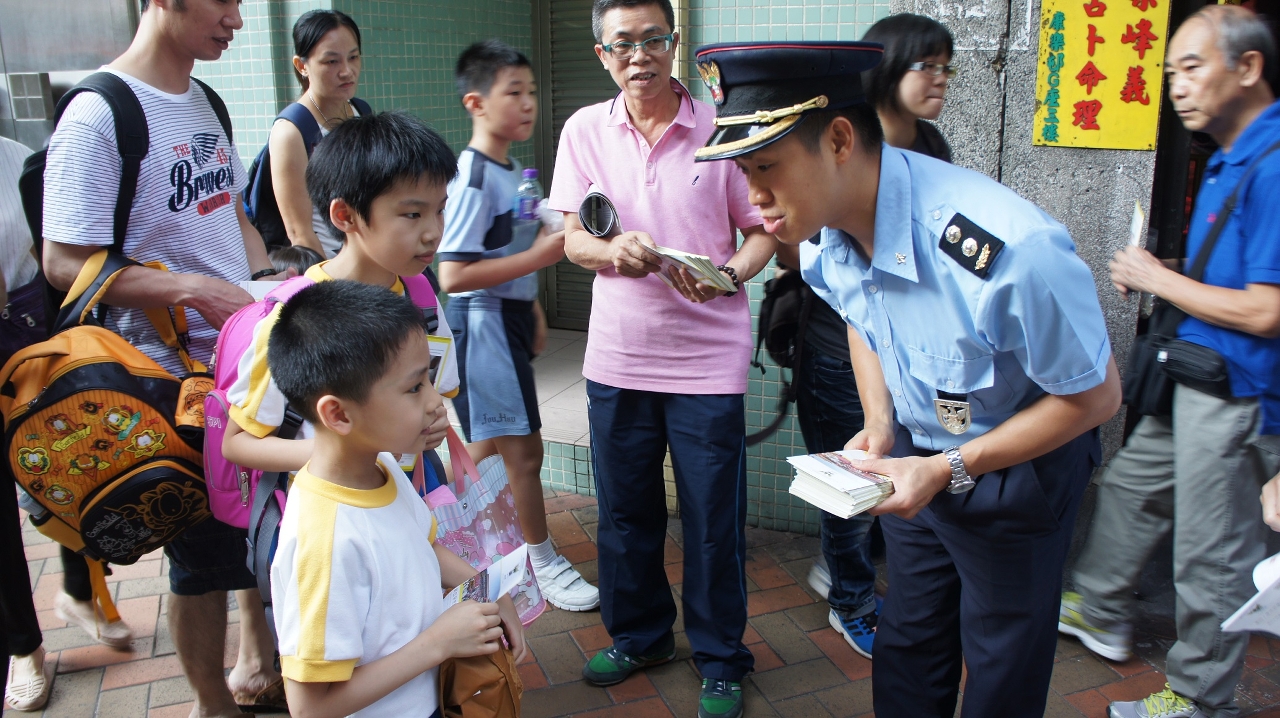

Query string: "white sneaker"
[[534, 555, 600, 611], [54, 592, 133, 649], [5, 648, 49, 712]]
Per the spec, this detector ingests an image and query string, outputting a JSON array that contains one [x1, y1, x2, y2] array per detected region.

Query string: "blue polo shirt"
[[1177, 100, 1280, 434]]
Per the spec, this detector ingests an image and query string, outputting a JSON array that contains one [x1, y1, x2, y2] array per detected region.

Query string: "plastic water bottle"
[[514, 168, 542, 221]]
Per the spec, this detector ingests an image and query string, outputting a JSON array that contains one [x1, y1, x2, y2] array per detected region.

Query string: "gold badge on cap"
[[697, 61, 724, 105], [934, 398, 971, 435], [945, 225, 961, 244], [962, 238, 978, 257]]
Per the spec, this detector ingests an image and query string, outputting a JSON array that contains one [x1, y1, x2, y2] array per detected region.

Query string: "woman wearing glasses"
[[863, 13, 957, 162]]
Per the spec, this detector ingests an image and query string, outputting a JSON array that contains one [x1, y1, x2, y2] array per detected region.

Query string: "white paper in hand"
[[1222, 551, 1280, 634], [443, 543, 529, 607]]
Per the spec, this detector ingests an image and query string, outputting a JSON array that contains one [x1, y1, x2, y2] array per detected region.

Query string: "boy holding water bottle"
[[439, 41, 597, 611]]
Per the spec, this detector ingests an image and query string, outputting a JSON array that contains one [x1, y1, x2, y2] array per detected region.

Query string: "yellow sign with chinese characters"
[[1034, 0, 1172, 149]]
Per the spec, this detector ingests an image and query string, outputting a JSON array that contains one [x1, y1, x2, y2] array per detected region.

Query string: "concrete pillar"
[[891, 0, 1151, 458]]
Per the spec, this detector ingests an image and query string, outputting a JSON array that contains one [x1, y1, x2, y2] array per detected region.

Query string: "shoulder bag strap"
[[1152, 139, 1280, 336], [277, 102, 323, 156]]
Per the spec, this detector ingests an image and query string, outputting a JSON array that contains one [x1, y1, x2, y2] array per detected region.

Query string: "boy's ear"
[[462, 91, 486, 116], [329, 198, 362, 234], [315, 395, 354, 436]]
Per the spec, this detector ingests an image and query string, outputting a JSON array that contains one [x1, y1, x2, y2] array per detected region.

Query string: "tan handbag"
[[438, 645, 523, 718]]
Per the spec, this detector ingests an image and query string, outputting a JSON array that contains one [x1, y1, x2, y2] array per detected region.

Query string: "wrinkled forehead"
[[599, 4, 671, 39]]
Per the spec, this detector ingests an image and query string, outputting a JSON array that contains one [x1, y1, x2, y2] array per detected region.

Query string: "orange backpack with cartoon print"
[[0, 251, 212, 620]]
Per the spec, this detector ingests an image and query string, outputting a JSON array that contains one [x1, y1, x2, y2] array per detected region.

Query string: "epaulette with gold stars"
[[939, 213, 1005, 279]]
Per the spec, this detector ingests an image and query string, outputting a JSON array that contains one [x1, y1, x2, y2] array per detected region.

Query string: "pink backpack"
[[204, 274, 440, 528]]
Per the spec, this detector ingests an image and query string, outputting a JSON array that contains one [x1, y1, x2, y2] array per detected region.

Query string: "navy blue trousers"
[[586, 381, 753, 681], [872, 428, 1099, 718]]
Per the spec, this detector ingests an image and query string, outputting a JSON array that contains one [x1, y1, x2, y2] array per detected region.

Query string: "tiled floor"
[[12, 490, 1280, 718], [444, 328, 591, 446]]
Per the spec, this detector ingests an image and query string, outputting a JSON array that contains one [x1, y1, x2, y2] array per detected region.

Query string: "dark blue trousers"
[[794, 345, 877, 618], [872, 428, 1099, 718], [586, 381, 753, 681]]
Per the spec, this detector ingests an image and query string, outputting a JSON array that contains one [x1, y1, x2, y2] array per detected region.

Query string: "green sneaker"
[[698, 679, 743, 718], [581, 637, 676, 686], [1058, 591, 1132, 662]]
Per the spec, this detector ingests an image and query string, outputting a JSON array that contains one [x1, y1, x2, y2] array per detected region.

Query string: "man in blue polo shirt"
[[1060, 6, 1280, 718]]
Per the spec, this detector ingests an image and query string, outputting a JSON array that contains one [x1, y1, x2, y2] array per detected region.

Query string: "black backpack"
[[746, 268, 814, 445], [17, 72, 233, 332], [243, 98, 372, 251]]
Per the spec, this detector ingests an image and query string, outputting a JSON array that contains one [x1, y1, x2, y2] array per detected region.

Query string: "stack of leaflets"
[[785, 450, 895, 519], [443, 543, 529, 607], [640, 244, 738, 293]]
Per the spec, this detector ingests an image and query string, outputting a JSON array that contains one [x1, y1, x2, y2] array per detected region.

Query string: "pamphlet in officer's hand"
[[786, 450, 895, 519], [639, 244, 738, 293]]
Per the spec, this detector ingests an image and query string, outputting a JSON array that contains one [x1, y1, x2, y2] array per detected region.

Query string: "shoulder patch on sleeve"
[[938, 213, 1005, 279], [466, 150, 486, 190]]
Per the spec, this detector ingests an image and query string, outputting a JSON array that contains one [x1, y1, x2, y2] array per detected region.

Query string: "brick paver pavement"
[[10, 489, 1280, 717]]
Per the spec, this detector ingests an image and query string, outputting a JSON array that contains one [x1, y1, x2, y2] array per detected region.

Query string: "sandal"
[[233, 677, 288, 713], [6, 650, 50, 712]]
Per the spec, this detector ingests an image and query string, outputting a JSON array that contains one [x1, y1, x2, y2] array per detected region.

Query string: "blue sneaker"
[[829, 607, 876, 659]]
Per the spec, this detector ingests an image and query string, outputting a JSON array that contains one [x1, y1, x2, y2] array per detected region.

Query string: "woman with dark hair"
[[862, 13, 957, 161], [260, 10, 370, 257]]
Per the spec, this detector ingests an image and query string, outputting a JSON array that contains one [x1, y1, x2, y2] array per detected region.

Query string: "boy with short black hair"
[[439, 40, 596, 611], [268, 279, 526, 717], [222, 110, 459, 476]]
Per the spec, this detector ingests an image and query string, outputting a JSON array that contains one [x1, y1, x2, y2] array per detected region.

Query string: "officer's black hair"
[[861, 14, 955, 112], [293, 10, 363, 92], [269, 281, 426, 425], [455, 40, 533, 100], [141, 0, 186, 12], [790, 104, 885, 157], [591, 0, 676, 42], [306, 111, 457, 235]]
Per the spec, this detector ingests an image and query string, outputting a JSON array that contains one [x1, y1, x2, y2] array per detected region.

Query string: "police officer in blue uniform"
[[692, 42, 1123, 717]]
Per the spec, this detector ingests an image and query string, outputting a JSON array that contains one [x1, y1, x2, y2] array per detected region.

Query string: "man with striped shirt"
[[41, 1, 282, 715]]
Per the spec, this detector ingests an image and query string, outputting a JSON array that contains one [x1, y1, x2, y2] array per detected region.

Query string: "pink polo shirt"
[[548, 81, 763, 395]]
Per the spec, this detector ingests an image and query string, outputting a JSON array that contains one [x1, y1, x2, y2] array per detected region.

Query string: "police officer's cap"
[[693, 41, 883, 162]]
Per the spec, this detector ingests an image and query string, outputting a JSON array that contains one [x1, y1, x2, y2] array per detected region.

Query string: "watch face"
[[947, 478, 976, 494]]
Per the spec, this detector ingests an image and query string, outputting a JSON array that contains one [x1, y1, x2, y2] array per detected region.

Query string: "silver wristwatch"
[[943, 446, 975, 494]]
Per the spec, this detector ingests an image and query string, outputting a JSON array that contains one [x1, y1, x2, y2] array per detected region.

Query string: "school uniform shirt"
[[439, 148, 541, 301], [801, 145, 1111, 450], [272, 453, 443, 716], [547, 80, 763, 395], [226, 261, 459, 440], [43, 69, 250, 376]]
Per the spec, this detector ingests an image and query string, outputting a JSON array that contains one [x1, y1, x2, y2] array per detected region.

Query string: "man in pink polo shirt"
[[547, 2, 775, 716]]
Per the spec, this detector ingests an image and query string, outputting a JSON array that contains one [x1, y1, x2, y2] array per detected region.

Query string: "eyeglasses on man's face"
[[908, 61, 958, 78], [601, 33, 674, 60]]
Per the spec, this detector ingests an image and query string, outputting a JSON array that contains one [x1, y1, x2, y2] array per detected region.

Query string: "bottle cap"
[[522, 168, 539, 179]]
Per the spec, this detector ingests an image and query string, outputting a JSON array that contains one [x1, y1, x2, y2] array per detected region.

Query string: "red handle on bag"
[[445, 426, 484, 494]]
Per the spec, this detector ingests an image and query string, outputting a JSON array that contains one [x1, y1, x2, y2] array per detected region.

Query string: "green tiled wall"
[[195, 0, 536, 169]]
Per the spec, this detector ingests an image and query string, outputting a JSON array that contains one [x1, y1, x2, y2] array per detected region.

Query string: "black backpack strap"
[[747, 287, 814, 446], [54, 73, 149, 256], [351, 97, 373, 117], [190, 77, 233, 145]]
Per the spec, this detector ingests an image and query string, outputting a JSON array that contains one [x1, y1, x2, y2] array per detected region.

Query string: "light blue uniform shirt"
[[801, 146, 1111, 451], [440, 148, 541, 301]]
